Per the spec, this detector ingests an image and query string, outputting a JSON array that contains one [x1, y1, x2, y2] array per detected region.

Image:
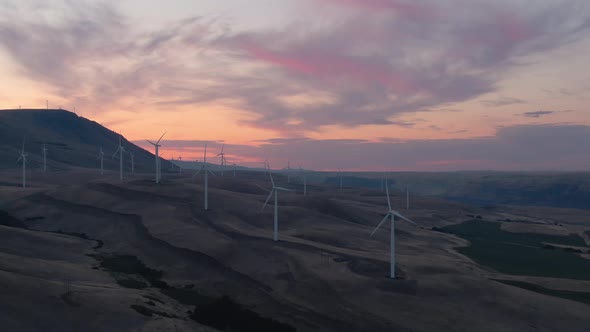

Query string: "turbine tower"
[[300, 165, 307, 196], [17, 137, 27, 189], [97, 146, 104, 175], [262, 172, 293, 241], [193, 144, 216, 210], [146, 132, 166, 184], [112, 135, 126, 180], [130, 151, 135, 175], [42, 143, 48, 172], [370, 184, 417, 279]]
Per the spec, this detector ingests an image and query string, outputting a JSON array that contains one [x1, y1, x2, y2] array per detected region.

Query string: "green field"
[[440, 220, 590, 280], [492, 279, 590, 306]]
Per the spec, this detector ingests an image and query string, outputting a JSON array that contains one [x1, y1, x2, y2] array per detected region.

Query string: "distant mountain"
[[0, 109, 172, 172], [371, 171, 590, 210]]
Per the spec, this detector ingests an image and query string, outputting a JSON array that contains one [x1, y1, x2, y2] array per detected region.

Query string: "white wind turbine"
[[193, 144, 216, 210], [260, 157, 271, 176], [178, 155, 183, 175], [42, 143, 48, 172], [370, 182, 417, 279], [216, 144, 226, 176], [112, 135, 126, 180], [17, 136, 27, 189], [97, 146, 104, 175], [262, 172, 294, 241], [146, 132, 166, 184], [283, 160, 291, 183]]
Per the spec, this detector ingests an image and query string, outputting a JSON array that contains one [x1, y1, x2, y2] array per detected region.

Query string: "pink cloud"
[[239, 39, 417, 94]]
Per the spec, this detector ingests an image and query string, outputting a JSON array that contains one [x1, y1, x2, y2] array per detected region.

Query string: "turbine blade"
[[262, 190, 273, 211], [394, 212, 416, 225], [269, 172, 275, 187], [275, 186, 293, 191], [208, 169, 216, 177], [370, 214, 390, 237], [146, 140, 156, 146], [156, 131, 166, 144]]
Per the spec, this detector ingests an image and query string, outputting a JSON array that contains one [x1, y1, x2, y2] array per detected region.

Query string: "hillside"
[[0, 109, 172, 172], [0, 169, 589, 331]]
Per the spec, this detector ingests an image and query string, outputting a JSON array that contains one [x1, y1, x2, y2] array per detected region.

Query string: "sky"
[[0, 0, 589, 171]]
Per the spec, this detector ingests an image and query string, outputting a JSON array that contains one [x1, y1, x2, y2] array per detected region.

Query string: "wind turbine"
[[178, 155, 183, 175], [193, 144, 216, 210], [146, 132, 166, 184], [17, 136, 27, 189], [97, 146, 104, 175], [216, 144, 225, 176], [260, 157, 270, 176], [112, 135, 126, 180], [262, 172, 293, 241], [283, 160, 291, 183], [42, 143, 48, 172], [370, 183, 417, 279]]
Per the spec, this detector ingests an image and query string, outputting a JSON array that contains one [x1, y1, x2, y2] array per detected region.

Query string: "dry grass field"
[[1, 168, 589, 332]]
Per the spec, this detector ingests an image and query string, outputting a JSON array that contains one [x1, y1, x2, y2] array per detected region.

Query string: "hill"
[[0, 169, 588, 331], [0, 109, 172, 173]]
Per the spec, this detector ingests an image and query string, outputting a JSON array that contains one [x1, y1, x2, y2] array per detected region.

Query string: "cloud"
[[522, 110, 554, 118], [480, 97, 526, 107], [0, 0, 589, 135]]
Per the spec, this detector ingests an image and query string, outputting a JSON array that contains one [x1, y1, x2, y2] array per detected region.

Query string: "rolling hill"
[[0, 109, 172, 172]]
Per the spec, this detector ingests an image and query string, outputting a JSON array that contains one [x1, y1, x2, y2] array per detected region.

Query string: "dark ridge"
[[0, 210, 28, 229], [95, 253, 296, 331], [191, 295, 297, 332], [492, 279, 590, 306], [130, 304, 178, 318], [97, 254, 168, 289]]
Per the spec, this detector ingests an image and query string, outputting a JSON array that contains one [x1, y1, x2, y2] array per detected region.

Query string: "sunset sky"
[[1, 0, 589, 171]]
